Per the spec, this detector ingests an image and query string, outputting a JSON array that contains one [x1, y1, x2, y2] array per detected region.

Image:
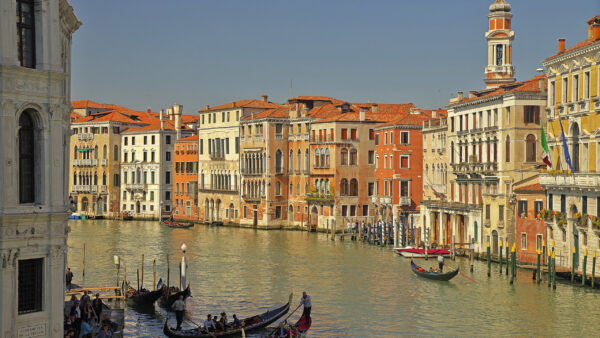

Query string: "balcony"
[[400, 196, 412, 206], [71, 185, 91, 193], [275, 134, 283, 140], [91, 185, 98, 193], [91, 159, 98, 166], [125, 184, 146, 190], [72, 159, 98, 166], [540, 172, 600, 188], [100, 185, 108, 193], [304, 133, 310, 141], [198, 187, 239, 195], [77, 133, 93, 140], [242, 194, 262, 203], [380, 196, 392, 205], [484, 126, 498, 132], [306, 193, 334, 204], [209, 153, 225, 161], [101, 159, 107, 166]]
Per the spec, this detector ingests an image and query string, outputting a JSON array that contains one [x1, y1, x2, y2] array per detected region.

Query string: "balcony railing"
[[306, 193, 334, 204], [540, 172, 600, 187], [400, 196, 411, 206], [71, 185, 91, 193], [101, 159, 107, 166], [209, 153, 225, 160], [72, 159, 98, 166], [198, 187, 239, 194], [77, 133, 93, 140], [124, 184, 146, 190], [275, 134, 283, 140], [100, 185, 108, 193], [242, 194, 262, 203]]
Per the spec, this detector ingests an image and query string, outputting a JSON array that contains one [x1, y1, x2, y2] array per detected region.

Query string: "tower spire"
[[484, 0, 516, 88]]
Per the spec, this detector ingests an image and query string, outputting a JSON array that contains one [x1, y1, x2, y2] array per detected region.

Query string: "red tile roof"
[[177, 134, 199, 142], [514, 183, 546, 193], [288, 96, 344, 105], [376, 111, 436, 128], [181, 115, 200, 123], [243, 106, 290, 120], [450, 75, 547, 106], [199, 99, 281, 112], [545, 16, 600, 61], [122, 120, 190, 133], [72, 100, 133, 112]]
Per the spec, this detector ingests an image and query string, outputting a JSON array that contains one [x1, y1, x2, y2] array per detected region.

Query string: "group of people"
[[201, 312, 242, 333], [64, 291, 114, 337]]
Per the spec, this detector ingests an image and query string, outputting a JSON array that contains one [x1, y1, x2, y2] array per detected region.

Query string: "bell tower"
[[484, 0, 516, 88]]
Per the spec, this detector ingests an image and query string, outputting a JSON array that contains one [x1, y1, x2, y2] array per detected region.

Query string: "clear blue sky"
[[70, 0, 599, 113]]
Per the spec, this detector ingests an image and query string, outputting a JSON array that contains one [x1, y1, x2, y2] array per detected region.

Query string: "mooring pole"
[[487, 241, 491, 277], [582, 248, 588, 287]]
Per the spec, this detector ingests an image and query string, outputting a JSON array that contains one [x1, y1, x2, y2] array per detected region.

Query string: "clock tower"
[[484, 0, 516, 88]]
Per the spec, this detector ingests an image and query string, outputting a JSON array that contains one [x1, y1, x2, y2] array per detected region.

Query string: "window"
[[150, 191, 154, 201], [573, 74, 579, 101], [166, 151, 171, 161], [368, 182, 374, 196], [368, 151, 374, 164], [561, 194, 566, 214], [389, 131, 394, 144], [314, 149, 320, 168], [235, 137, 239, 154], [505, 136, 510, 162], [584, 71, 590, 99], [19, 110, 36, 203], [496, 44, 503, 65], [341, 129, 348, 140], [341, 149, 348, 165], [275, 150, 282, 173], [340, 179, 348, 196], [525, 134, 536, 162], [166, 135, 171, 144], [400, 181, 409, 197], [524, 106, 540, 124], [499, 205, 504, 221], [369, 129, 374, 140], [384, 132, 388, 145], [18, 258, 43, 314], [165, 191, 171, 201], [400, 131, 409, 145], [518, 200, 528, 218], [582, 196, 588, 215], [275, 181, 281, 196], [132, 136, 135, 145], [165, 171, 171, 184], [534, 200, 543, 217], [349, 179, 358, 196], [521, 233, 527, 251], [17, 0, 36, 68], [275, 206, 282, 219], [350, 149, 357, 165], [374, 134, 379, 146], [485, 204, 491, 220], [563, 77, 569, 103], [400, 156, 409, 169]]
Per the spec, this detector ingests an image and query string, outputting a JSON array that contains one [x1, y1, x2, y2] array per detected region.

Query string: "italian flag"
[[541, 126, 552, 168]]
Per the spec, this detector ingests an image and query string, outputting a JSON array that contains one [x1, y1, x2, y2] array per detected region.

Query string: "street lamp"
[[159, 200, 164, 221], [180, 243, 187, 290]]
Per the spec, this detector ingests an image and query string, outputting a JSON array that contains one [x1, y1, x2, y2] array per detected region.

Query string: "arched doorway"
[[288, 205, 294, 223], [215, 199, 221, 221], [492, 230, 499, 256], [96, 197, 103, 215], [310, 206, 319, 230], [136, 201, 140, 214], [81, 197, 89, 213], [229, 203, 235, 220], [204, 199, 209, 222]]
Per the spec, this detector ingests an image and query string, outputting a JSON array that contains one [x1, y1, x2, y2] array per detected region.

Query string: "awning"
[[77, 148, 92, 152]]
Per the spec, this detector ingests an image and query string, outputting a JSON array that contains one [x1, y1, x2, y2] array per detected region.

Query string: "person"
[[71, 300, 82, 331], [97, 324, 112, 338], [232, 314, 241, 329], [346, 220, 350, 233], [92, 293, 103, 324], [204, 314, 216, 332], [65, 295, 78, 317], [438, 254, 444, 272], [80, 318, 93, 338], [101, 313, 113, 331], [64, 328, 76, 338], [219, 312, 228, 330], [64, 314, 76, 333], [80, 291, 91, 310], [299, 291, 311, 323], [66, 268, 74, 290], [83, 302, 97, 326], [171, 295, 186, 331], [213, 315, 221, 331]]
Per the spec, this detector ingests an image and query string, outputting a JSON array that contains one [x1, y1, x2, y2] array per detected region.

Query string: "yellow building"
[[540, 16, 600, 270]]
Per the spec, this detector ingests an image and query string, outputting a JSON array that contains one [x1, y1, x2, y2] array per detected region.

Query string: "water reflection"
[[67, 220, 600, 337]]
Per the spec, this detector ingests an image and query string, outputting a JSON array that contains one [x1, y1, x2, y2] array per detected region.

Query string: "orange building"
[[514, 177, 547, 264], [173, 134, 199, 221], [373, 109, 446, 233]]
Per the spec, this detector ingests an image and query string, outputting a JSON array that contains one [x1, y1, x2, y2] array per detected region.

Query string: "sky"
[[70, 0, 600, 114]]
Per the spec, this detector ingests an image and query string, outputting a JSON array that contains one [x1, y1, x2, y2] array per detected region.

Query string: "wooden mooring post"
[[82, 242, 86, 278], [582, 248, 588, 287], [505, 242, 509, 276], [536, 248, 541, 283], [153, 259, 156, 291], [487, 242, 491, 277], [166, 254, 170, 289], [592, 251, 597, 288], [141, 254, 144, 290], [572, 246, 576, 283], [499, 239, 503, 274]]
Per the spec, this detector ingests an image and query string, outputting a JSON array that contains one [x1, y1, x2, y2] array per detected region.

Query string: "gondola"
[[125, 286, 163, 307], [161, 219, 195, 228], [268, 316, 311, 338], [160, 285, 192, 309], [410, 260, 459, 281], [163, 293, 293, 338]]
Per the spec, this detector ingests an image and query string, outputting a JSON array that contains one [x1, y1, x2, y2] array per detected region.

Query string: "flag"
[[559, 119, 574, 173], [541, 126, 552, 168]]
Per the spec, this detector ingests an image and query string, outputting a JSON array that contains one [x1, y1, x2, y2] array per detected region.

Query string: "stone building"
[[541, 16, 600, 270], [0, 0, 80, 336], [198, 96, 280, 225], [173, 134, 200, 221]]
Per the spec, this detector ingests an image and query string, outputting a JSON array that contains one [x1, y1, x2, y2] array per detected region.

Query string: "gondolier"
[[172, 295, 186, 331], [299, 291, 311, 322], [438, 255, 444, 271]]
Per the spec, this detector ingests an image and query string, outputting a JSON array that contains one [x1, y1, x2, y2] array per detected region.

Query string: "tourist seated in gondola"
[[219, 312, 229, 329], [215, 314, 225, 332], [203, 314, 216, 332], [232, 314, 241, 329]]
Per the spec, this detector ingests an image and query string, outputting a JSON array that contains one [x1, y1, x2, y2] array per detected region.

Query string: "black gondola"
[[410, 260, 459, 281], [161, 219, 195, 228], [163, 293, 293, 338], [126, 287, 163, 307], [160, 285, 192, 309]]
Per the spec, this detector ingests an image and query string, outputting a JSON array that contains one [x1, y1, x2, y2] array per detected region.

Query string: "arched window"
[[340, 179, 349, 196], [19, 110, 36, 203], [103, 145, 107, 159], [102, 172, 106, 185], [275, 181, 281, 196], [297, 150, 301, 171], [325, 179, 330, 194], [505, 135, 510, 162], [571, 123, 580, 172], [275, 149, 282, 173], [320, 148, 325, 168], [325, 148, 330, 168], [305, 149, 310, 171], [315, 149, 320, 168], [94, 145, 98, 159], [350, 179, 358, 196], [113, 145, 118, 161], [74, 146, 78, 160], [314, 179, 319, 194], [450, 142, 454, 164], [289, 149, 294, 172], [525, 134, 536, 162], [341, 149, 348, 165], [350, 149, 357, 165]]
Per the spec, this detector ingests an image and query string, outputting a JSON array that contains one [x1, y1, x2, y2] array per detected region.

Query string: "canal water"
[[67, 220, 600, 337]]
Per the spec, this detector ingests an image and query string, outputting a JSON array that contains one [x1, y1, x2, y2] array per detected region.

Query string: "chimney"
[[457, 91, 464, 101], [591, 19, 600, 41], [205, 105, 210, 110], [359, 110, 366, 122], [159, 109, 164, 130], [371, 104, 379, 113], [173, 104, 183, 140], [558, 38, 566, 53], [538, 77, 546, 92], [166, 107, 173, 120], [261, 94, 268, 102]]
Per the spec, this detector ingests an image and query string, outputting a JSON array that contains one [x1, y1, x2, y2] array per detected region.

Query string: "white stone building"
[[120, 105, 193, 219], [0, 0, 80, 337]]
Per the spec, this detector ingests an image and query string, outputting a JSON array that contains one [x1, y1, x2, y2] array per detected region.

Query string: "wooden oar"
[[267, 304, 302, 337], [446, 265, 478, 284]]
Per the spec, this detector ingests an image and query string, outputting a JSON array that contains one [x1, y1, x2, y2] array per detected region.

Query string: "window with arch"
[[103, 145, 107, 159], [275, 149, 282, 173], [113, 145, 118, 161], [505, 135, 510, 162], [341, 148, 348, 165], [314, 149, 320, 168], [350, 149, 357, 165], [17, 0, 36, 68], [19, 110, 36, 203], [320, 148, 325, 168], [325, 148, 330, 168], [340, 179, 349, 196], [275, 181, 281, 196], [450, 142, 455, 164], [94, 145, 98, 159], [289, 149, 294, 172], [349, 179, 358, 196], [74, 146, 78, 160], [525, 134, 536, 162], [297, 150, 301, 171], [305, 149, 310, 171]]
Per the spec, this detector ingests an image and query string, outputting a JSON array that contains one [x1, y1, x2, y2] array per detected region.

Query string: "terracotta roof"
[[288, 96, 344, 105], [72, 100, 133, 112], [514, 183, 546, 193], [376, 111, 434, 128], [199, 99, 280, 112], [181, 115, 199, 123], [122, 120, 189, 133], [354, 103, 416, 115], [177, 134, 199, 142], [545, 16, 600, 61], [450, 75, 547, 106], [243, 106, 290, 120]]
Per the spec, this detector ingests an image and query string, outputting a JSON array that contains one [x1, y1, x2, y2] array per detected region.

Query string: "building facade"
[[0, 0, 80, 336], [198, 96, 279, 225], [513, 176, 547, 264], [540, 16, 600, 270], [173, 135, 200, 221]]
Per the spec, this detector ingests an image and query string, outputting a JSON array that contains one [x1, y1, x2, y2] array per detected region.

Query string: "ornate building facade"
[[0, 0, 80, 336]]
